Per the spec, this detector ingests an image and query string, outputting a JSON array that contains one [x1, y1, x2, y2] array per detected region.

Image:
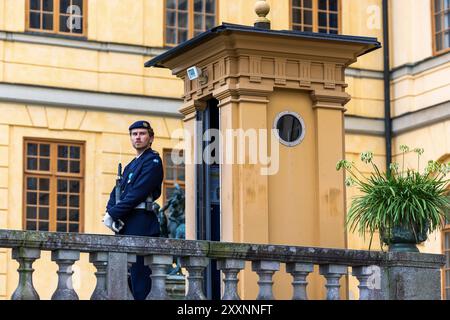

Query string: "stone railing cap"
[[0, 230, 445, 268]]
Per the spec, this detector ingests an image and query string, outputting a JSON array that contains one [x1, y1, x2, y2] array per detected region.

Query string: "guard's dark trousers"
[[129, 256, 152, 300], [120, 210, 161, 300]]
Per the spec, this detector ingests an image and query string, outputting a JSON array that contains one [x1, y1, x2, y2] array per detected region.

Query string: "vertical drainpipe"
[[382, 0, 392, 170]]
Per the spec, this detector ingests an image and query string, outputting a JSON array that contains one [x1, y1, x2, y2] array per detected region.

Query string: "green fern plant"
[[337, 145, 450, 249]]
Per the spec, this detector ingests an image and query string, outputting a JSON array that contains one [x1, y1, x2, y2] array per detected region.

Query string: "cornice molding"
[[0, 82, 183, 117], [310, 90, 351, 111], [0, 31, 166, 56], [179, 100, 207, 121]]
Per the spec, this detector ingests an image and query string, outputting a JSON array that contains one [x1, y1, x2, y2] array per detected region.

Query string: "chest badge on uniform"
[[128, 173, 133, 183], [153, 159, 159, 163]]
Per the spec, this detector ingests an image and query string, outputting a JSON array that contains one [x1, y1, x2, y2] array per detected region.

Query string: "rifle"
[[112, 163, 124, 232], [115, 163, 122, 205]]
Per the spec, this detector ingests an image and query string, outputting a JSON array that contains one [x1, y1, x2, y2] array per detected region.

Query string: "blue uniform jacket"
[[106, 148, 163, 236]]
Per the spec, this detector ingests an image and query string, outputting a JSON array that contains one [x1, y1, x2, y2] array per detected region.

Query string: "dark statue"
[[154, 184, 185, 275]]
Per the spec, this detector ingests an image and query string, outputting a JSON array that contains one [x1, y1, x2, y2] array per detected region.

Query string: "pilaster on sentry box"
[[309, 90, 351, 248], [145, 22, 380, 298]]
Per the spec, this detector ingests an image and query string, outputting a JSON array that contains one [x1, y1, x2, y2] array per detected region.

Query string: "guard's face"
[[130, 128, 153, 150]]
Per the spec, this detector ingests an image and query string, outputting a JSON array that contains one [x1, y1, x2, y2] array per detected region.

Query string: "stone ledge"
[[0, 230, 444, 270]]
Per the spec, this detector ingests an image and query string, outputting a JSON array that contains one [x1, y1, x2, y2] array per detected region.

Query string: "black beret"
[[129, 120, 152, 131]]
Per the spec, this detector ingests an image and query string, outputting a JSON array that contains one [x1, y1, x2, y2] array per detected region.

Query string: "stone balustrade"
[[0, 230, 445, 300]]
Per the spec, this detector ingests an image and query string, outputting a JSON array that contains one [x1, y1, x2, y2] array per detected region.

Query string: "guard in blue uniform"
[[103, 120, 164, 300]]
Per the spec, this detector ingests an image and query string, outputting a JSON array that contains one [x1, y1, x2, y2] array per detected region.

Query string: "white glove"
[[103, 212, 125, 233], [102, 212, 113, 229]]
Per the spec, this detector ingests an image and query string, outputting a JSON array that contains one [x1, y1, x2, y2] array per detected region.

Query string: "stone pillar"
[[11, 247, 41, 300], [319, 264, 348, 300], [378, 252, 445, 300], [89, 252, 109, 300], [51, 249, 80, 300], [286, 262, 314, 300], [106, 252, 136, 300], [252, 260, 280, 300], [145, 254, 173, 300], [180, 256, 209, 300], [217, 259, 246, 300]]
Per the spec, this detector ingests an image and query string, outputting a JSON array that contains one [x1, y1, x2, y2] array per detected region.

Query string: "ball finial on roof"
[[254, 0, 271, 29]]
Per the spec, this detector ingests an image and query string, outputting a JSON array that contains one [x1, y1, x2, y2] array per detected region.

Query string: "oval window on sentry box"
[[274, 111, 306, 147]]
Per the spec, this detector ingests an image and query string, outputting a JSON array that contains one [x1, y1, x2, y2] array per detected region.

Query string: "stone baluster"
[[11, 247, 41, 300], [145, 255, 173, 300], [352, 265, 379, 300], [286, 263, 314, 300], [51, 250, 80, 300], [89, 252, 109, 300], [252, 260, 280, 300], [216, 259, 245, 300], [319, 264, 348, 300], [180, 256, 209, 300]]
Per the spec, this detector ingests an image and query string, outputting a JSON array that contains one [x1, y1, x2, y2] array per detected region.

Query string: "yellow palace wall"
[[0, 0, 165, 47], [0, 0, 182, 98], [393, 121, 450, 254], [0, 39, 182, 99]]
